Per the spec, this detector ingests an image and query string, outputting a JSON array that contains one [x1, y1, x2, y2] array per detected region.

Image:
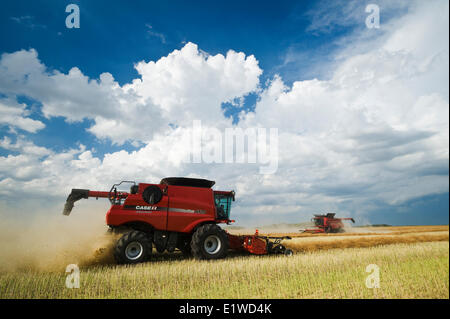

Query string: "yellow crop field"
[[0, 225, 448, 299]]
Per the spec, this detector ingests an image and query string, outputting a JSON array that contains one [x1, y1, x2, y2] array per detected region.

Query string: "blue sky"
[[2, 1, 316, 83], [0, 0, 347, 158], [0, 0, 448, 226], [0, 0, 387, 155], [1, 0, 322, 155]]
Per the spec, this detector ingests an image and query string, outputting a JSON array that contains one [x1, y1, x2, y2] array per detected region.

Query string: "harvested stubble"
[[284, 231, 449, 252], [262, 225, 449, 239], [0, 241, 447, 298]]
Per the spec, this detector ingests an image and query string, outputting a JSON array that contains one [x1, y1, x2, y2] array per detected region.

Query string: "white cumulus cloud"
[[0, 0, 448, 225]]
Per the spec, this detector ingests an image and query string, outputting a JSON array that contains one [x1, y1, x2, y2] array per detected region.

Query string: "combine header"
[[302, 213, 355, 233], [63, 177, 292, 264], [228, 230, 293, 256]]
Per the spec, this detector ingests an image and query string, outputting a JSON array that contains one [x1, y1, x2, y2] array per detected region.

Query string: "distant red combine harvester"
[[302, 213, 355, 233]]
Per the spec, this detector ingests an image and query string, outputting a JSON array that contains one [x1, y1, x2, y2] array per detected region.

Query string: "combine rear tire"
[[191, 224, 229, 260], [114, 231, 152, 264]]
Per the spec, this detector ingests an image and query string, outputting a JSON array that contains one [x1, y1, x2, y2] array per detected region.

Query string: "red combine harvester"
[[302, 213, 355, 233], [63, 177, 293, 264]]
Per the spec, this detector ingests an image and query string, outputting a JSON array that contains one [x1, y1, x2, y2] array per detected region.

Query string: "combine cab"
[[302, 213, 355, 233], [63, 177, 292, 264]]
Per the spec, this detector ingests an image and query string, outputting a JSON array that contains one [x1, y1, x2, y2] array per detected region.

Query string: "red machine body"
[[303, 213, 355, 233], [105, 183, 232, 233], [64, 178, 234, 233], [63, 177, 292, 262]]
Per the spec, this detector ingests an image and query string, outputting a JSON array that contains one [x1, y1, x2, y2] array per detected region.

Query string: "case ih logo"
[[124, 205, 166, 212], [136, 205, 158, 211], [123, 205, 205, 214]]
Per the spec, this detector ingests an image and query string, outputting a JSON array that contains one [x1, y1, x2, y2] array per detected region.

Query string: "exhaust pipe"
[[63, 189, 90, 216]]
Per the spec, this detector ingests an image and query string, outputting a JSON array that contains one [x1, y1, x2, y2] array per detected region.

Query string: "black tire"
[[284, 248, 294, 257], [191, 224, 229, 260], [114, 231, 152, 264], [142, 185, 163, 204]]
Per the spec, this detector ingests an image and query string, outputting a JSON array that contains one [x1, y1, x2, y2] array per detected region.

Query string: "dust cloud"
[[0, 202, 118, 272]]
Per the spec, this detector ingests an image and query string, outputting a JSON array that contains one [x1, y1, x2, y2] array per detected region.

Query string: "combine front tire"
[[114, 231, 152, 264], [191, 224, 229, 260]]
